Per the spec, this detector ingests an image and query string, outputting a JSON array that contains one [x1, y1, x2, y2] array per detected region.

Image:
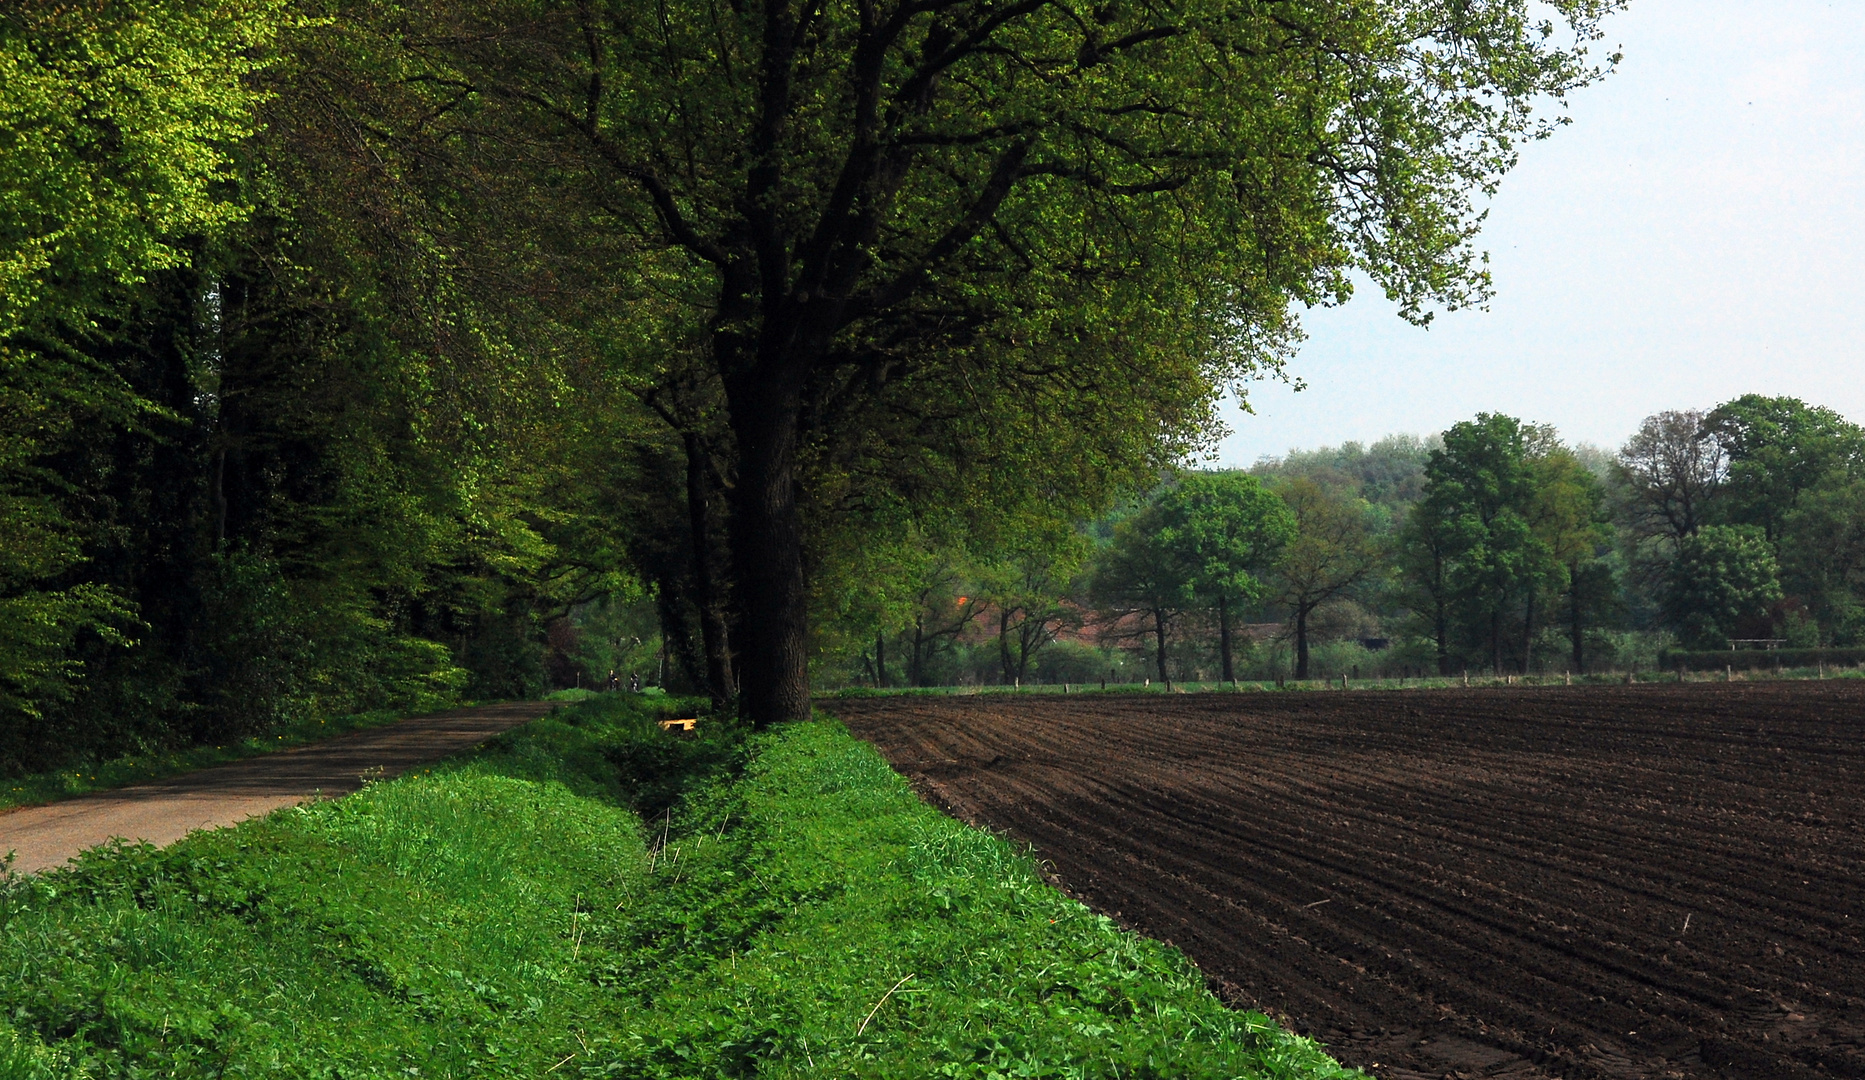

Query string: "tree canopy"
[[387, 0, 1622, 722], [1701, 395, 1865, 543], [1, 0, 1630, 768], [1154, 473, 1293, 680]]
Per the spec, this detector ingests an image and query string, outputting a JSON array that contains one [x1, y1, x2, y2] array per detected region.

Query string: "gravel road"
[[0, 701, 554, 874]]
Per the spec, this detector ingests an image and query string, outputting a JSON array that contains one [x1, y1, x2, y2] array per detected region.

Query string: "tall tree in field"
[[978, 522, 1088, 685], [1416, 414, 1547, 674], [1615, 410, 1725, 547], [1270, 478, 1378, 679], [1779, 480, 1865, 644], [1527, 439, 1610, 672], [403, 0, 1621, 724], [1664, 525, 1781, 649], [1091, 503, 1196, 685], [1156, 473, 1294, 682], [1702, 395, 1865, 543], [1397, 487, 1461, 675]]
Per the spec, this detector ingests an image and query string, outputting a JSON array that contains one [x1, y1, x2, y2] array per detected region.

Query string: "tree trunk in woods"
[[1152, 608, 1170, 686], [211, 447, 228, 549], [1434, 600, 1451, 676], [655, 588, 704, 690], [1521, 590, 1535, 675], [875, 633, 888, 688], [724, 368, 812, 726], [1569, 561, 1585, 673], [1217, 595, 1234, 682], [909, 618, 926, 687], [683, 431, 734, 706], [1017, 622, 1038, 683], [1295, 605, 1312, 680], [1490, 609, 1503, 676], [999, 609, 1015, 684]]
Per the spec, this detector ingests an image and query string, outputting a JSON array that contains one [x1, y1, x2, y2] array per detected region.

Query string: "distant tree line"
[[822, 396, 1865, 686]]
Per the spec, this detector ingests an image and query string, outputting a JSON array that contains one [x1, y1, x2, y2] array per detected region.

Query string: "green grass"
[[0, 696, 1362, 1079], [0, 703, 497, 814]]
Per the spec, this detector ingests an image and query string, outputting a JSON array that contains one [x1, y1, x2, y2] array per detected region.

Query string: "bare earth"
[[0, 701, 554, 874], [832, 684, 1865, 1080]]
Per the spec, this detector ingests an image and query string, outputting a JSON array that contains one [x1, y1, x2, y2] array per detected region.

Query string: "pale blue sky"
[[1215, 0, 1865, 464]]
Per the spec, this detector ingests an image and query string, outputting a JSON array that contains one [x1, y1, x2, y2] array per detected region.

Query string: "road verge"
[[0, 695, 1361, 1079]]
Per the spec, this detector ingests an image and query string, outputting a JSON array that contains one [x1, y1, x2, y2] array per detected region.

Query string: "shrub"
[[1663, 646, 1865, 673]]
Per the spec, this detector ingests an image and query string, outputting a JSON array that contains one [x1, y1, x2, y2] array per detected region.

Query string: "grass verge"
[[822, 665, 1865, 698], [0, 696, 1361, 1079]]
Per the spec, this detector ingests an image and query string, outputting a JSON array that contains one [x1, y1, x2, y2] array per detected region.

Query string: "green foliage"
[[0, 0, 692, 773], [1399, 414, 1603, 673], [0, 0, 288, 735], [0, 706, 655, 1077], [960, 516, 1092, 685], [1702, 394, 1865, 542], [0, 698, 1361, 1080], [1090, 500, 1197, 681], [1429, 415, 1546, 644], [586, 719, 1362, 1079], [0, 585, 134, 726], [1663, 525, 1783, 650], [385, 0, 1625, 722], [1252, 435, 1435, 521], [1156, 473, 1296, 609], [0, 0, 287, 337], [1084, 472, 1294, 682], [1779, 478, 1865, 644], [1267, 476, 1381, 678]]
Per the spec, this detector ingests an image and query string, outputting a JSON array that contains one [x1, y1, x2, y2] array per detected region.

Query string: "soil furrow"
[[831, 683, 1865, 1079]]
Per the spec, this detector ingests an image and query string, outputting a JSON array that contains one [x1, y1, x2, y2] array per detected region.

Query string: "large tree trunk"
[[1152, 608, 1170, 685], [1218, 595, 1234, 682], [1295, 604, 1312, 680], [724, 369, 811, 726], [683, 430, 735, 706]]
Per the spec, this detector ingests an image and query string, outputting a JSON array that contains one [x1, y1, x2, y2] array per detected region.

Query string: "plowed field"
[[828, 684, 1865, 1080]]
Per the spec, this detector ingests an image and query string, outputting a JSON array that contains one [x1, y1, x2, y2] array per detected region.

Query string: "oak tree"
[[1155, 472, 1293, 681], [346, 0, 1617, 723]]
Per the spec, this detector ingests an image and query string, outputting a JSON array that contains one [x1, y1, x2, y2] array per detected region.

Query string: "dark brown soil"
[[827, 684, 1865, 1080]]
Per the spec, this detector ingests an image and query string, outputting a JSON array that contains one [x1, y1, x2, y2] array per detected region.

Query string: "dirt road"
[[1, 701, 554, 874], [831, 684, 1865, 1080]]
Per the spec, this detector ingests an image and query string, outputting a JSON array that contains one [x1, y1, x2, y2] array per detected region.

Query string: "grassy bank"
[[0, 696, 1360, 1079]]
